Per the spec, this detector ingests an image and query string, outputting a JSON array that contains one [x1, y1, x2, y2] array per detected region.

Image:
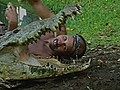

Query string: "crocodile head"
[[0, 4, 90, 88]]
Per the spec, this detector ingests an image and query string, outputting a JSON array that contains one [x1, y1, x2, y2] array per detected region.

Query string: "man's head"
[[48, 34, 86, 59]]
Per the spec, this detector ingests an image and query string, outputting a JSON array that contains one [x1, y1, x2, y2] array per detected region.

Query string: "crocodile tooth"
[[19, 39, 23, 45], [76, 4, 81, 10], [71, 15, 75, 20], [23, 38, 27, 42], [24, 38, 28, 43], [59, 16, 64, 21], [30, 37, 35, 42], [72, 60, 76, 64], [54, 22, 59, 27], [35, 33, 39, 38], [23, 42, 28, 45], [33, 36, 37, 40], [28, 38, 34, 44], [57, 20, 62, 24], [38, 30, 42, 35], [75, 6, 79, 11], [76, 11, 81, 14], [50, 26, 56, 31], [60, 15, 64, 19], [41, 28, 46, 33]]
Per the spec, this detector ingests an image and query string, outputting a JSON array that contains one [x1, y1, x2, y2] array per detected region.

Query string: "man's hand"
[[27, 0, 67, 35], [5, 2, 18, 31]]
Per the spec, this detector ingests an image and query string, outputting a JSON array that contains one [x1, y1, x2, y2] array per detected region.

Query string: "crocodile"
[[0, 4, 90, 88]]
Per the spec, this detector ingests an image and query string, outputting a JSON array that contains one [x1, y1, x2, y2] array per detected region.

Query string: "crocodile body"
[[0, 4, 90, 88]]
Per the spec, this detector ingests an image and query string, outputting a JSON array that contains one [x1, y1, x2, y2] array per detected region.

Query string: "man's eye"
[[63, 36, 67, 41]]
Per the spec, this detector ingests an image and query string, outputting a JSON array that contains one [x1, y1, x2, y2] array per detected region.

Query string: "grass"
[[1, 0, 120, 48]]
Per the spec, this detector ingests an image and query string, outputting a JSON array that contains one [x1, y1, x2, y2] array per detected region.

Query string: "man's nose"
[[57, 40, 65, 46]]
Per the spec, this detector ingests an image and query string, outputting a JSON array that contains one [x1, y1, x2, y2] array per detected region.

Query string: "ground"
[[8, 45, 120, 90]]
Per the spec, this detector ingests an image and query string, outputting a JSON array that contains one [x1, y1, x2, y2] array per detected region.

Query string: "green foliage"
[[1, 0, 120, 48]]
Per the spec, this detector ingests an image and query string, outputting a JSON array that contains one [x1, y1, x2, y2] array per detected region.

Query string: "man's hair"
[[71, 34, 86, 59], [58, 34, 87, 60]]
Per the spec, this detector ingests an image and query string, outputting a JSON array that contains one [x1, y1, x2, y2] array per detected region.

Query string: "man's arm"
[[27, 0, 67, 35], [28, 0, 53, 19], [5, 3, 18, 31]]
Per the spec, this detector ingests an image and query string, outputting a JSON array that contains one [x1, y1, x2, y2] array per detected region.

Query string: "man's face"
[[48, 35, 75, 54]]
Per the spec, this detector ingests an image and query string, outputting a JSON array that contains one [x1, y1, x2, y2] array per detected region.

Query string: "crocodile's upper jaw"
[[0, 4, 81, 51]]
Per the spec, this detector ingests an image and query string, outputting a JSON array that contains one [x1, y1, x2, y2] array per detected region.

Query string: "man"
[[5, 0, 86, 61]]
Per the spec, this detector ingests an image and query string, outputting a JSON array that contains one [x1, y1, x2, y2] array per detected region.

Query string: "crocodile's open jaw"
[[17, 4, 82, 67], [0, 4, 90, 86]]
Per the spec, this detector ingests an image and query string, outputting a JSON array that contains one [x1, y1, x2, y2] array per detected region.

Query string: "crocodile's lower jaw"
[[0, 48, 91, 80]]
